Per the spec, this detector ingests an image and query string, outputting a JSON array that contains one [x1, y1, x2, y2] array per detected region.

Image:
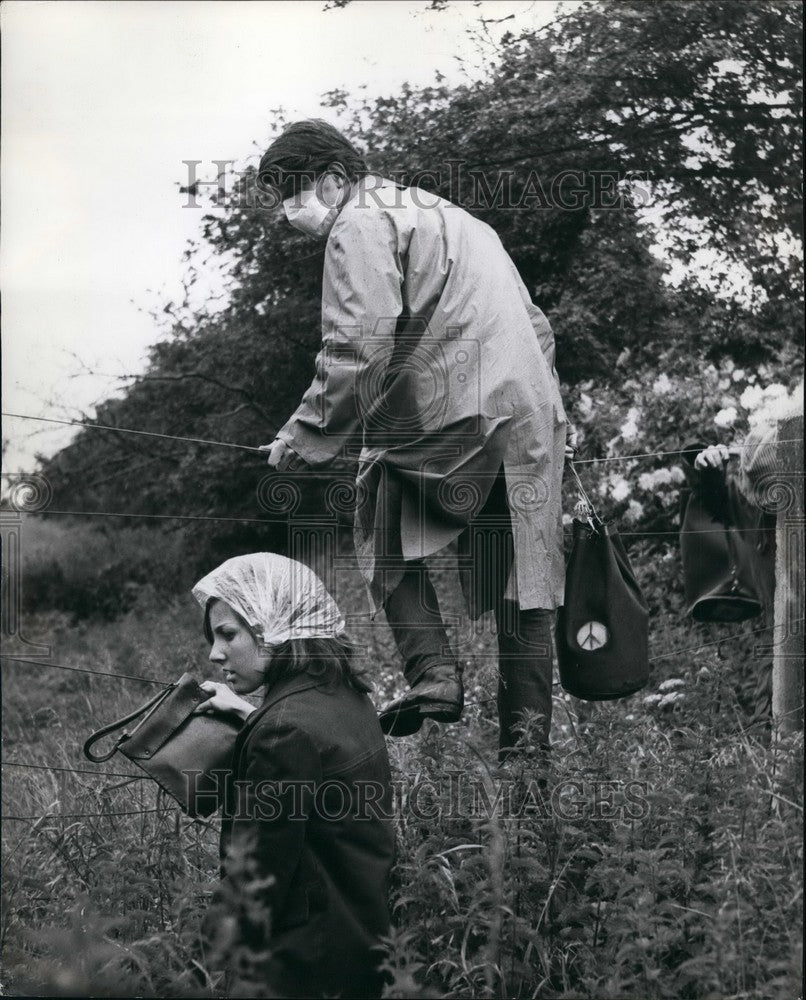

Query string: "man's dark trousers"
[[381, 467, 555, 758]]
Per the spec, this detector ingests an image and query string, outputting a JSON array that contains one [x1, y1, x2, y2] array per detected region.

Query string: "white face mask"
[[283, 180, 340, 238]]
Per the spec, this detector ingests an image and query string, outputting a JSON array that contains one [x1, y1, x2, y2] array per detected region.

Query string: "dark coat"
[[217, 672, 394, 998]]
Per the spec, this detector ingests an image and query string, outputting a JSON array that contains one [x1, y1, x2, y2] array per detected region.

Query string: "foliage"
[[35, 0, 802, 580], [6, 10, 802, 990], [564, 342, 803, 536], [17, 516, 187, 622], [2, 541, 802, 998]]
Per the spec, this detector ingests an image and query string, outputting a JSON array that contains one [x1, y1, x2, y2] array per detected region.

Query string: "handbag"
[[557, 466, 650, 701], [83, 673, 242, 818], [678, 445, 763, 623]]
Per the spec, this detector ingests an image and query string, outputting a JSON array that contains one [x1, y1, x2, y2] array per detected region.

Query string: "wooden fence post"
[[772, 412, 804, 735]]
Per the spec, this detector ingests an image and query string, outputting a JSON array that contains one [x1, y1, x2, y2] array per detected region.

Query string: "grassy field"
[[1, 517, 802, 998]]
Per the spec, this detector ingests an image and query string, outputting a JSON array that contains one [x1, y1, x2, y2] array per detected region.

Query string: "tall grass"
[[1, 519, 802, 998]]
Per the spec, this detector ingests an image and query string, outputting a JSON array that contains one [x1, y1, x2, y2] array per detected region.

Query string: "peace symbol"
[[576, 621, 609, 651]]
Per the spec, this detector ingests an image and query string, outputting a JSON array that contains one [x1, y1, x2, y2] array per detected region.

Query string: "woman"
[[192, 552, 394, 999]]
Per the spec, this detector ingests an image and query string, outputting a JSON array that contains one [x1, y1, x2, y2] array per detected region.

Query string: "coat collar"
[[239, 673, 326, 738]]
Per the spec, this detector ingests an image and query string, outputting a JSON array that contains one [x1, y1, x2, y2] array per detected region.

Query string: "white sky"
[[2, 0, 575, 471]]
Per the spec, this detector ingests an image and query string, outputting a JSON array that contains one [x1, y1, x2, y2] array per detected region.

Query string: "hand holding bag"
[[557, 466, 650, 701], [679, 489, 763, 622], [83, 673, 242, 818], [678, 442, 763, 623]]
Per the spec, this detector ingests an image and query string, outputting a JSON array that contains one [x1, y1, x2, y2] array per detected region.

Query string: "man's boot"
[[378, 656, 464, 737]]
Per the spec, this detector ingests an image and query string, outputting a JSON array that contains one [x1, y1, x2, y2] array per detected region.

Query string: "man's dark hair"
[[258, 119, 368, 200]]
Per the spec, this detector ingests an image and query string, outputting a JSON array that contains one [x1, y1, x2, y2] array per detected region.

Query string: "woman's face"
[[208, 600, 269, 695]]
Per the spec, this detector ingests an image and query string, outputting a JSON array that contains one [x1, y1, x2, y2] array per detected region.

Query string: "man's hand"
[[195, 681, 256, 723], [694, 444, 731, 470], [259, 438, 305, 471]]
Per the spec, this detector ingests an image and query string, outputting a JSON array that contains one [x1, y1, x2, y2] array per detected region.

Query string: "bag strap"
[[568, 460, 602, 533], [83, 682, 176, 762]]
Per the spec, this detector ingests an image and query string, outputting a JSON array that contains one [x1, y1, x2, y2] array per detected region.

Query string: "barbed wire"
[[572, 439, 802, 465], [4, 410, 799, 466], [2, 760, 145, 780], [5, 616, 801, 822], [2, 412, 263, 453], [0, 654, 169, 687], [4, 504, 782, 538], [17, 507, 282, 527], [3, 807, 178, 822], [647, 616, 803, 661], [5, 611, 794, 703]]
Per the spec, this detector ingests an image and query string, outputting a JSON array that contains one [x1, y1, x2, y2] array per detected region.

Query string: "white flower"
[[763, 383, 787, 401], [652, 373, 673, 395], [577, 392, 594, 419], [624, 499, 644, 523], [658, 678, 685, 691], [747, 380, 803, 428], [714, 406, 738, 428], [732, 369, 745, 382], [670, 465, 686, 484], [740, 384, 764, 410], [562, 513, 574, 526], [642, 694, 662, 706], [718, 378, 730, 391], [610, 476, 632, 502], [620, 407, 641, 441], [638, 468, 674, 491]]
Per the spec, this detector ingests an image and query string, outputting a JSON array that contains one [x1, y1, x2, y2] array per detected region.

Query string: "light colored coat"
[[277, 177, 567, 616]]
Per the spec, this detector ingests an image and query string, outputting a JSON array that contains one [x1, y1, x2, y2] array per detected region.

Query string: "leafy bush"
[[18, 516, 189, 622]]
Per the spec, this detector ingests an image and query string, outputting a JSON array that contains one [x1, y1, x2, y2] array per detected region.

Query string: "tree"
[[38, 0, 802, 588]]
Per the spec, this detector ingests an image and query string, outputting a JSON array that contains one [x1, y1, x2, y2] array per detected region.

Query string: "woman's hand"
[[196, 681, 257, 723], [694, 444, 731, 470]]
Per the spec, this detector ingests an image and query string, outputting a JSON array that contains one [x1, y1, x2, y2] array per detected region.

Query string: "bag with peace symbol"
[[557, 466, 649, 701]]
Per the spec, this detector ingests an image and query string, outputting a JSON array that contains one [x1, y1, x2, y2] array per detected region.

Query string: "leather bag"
[[83, 673, 242, 818], [679, 488, 763, 622], [557, 468, 649, 701]]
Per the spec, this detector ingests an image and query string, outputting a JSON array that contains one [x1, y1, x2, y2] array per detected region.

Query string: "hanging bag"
[[557, 465, 650, 701], [679, 489, 763, 622], [83, 672, 242, 818], [678, 443, 763, 623]]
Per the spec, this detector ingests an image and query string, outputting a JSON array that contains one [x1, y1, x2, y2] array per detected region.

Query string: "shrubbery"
[[2, 544, 802, 998], [18, 517, 188, 622]]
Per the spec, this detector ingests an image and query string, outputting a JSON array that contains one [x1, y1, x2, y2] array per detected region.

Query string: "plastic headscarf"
[[192, 552, 346, 647]]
